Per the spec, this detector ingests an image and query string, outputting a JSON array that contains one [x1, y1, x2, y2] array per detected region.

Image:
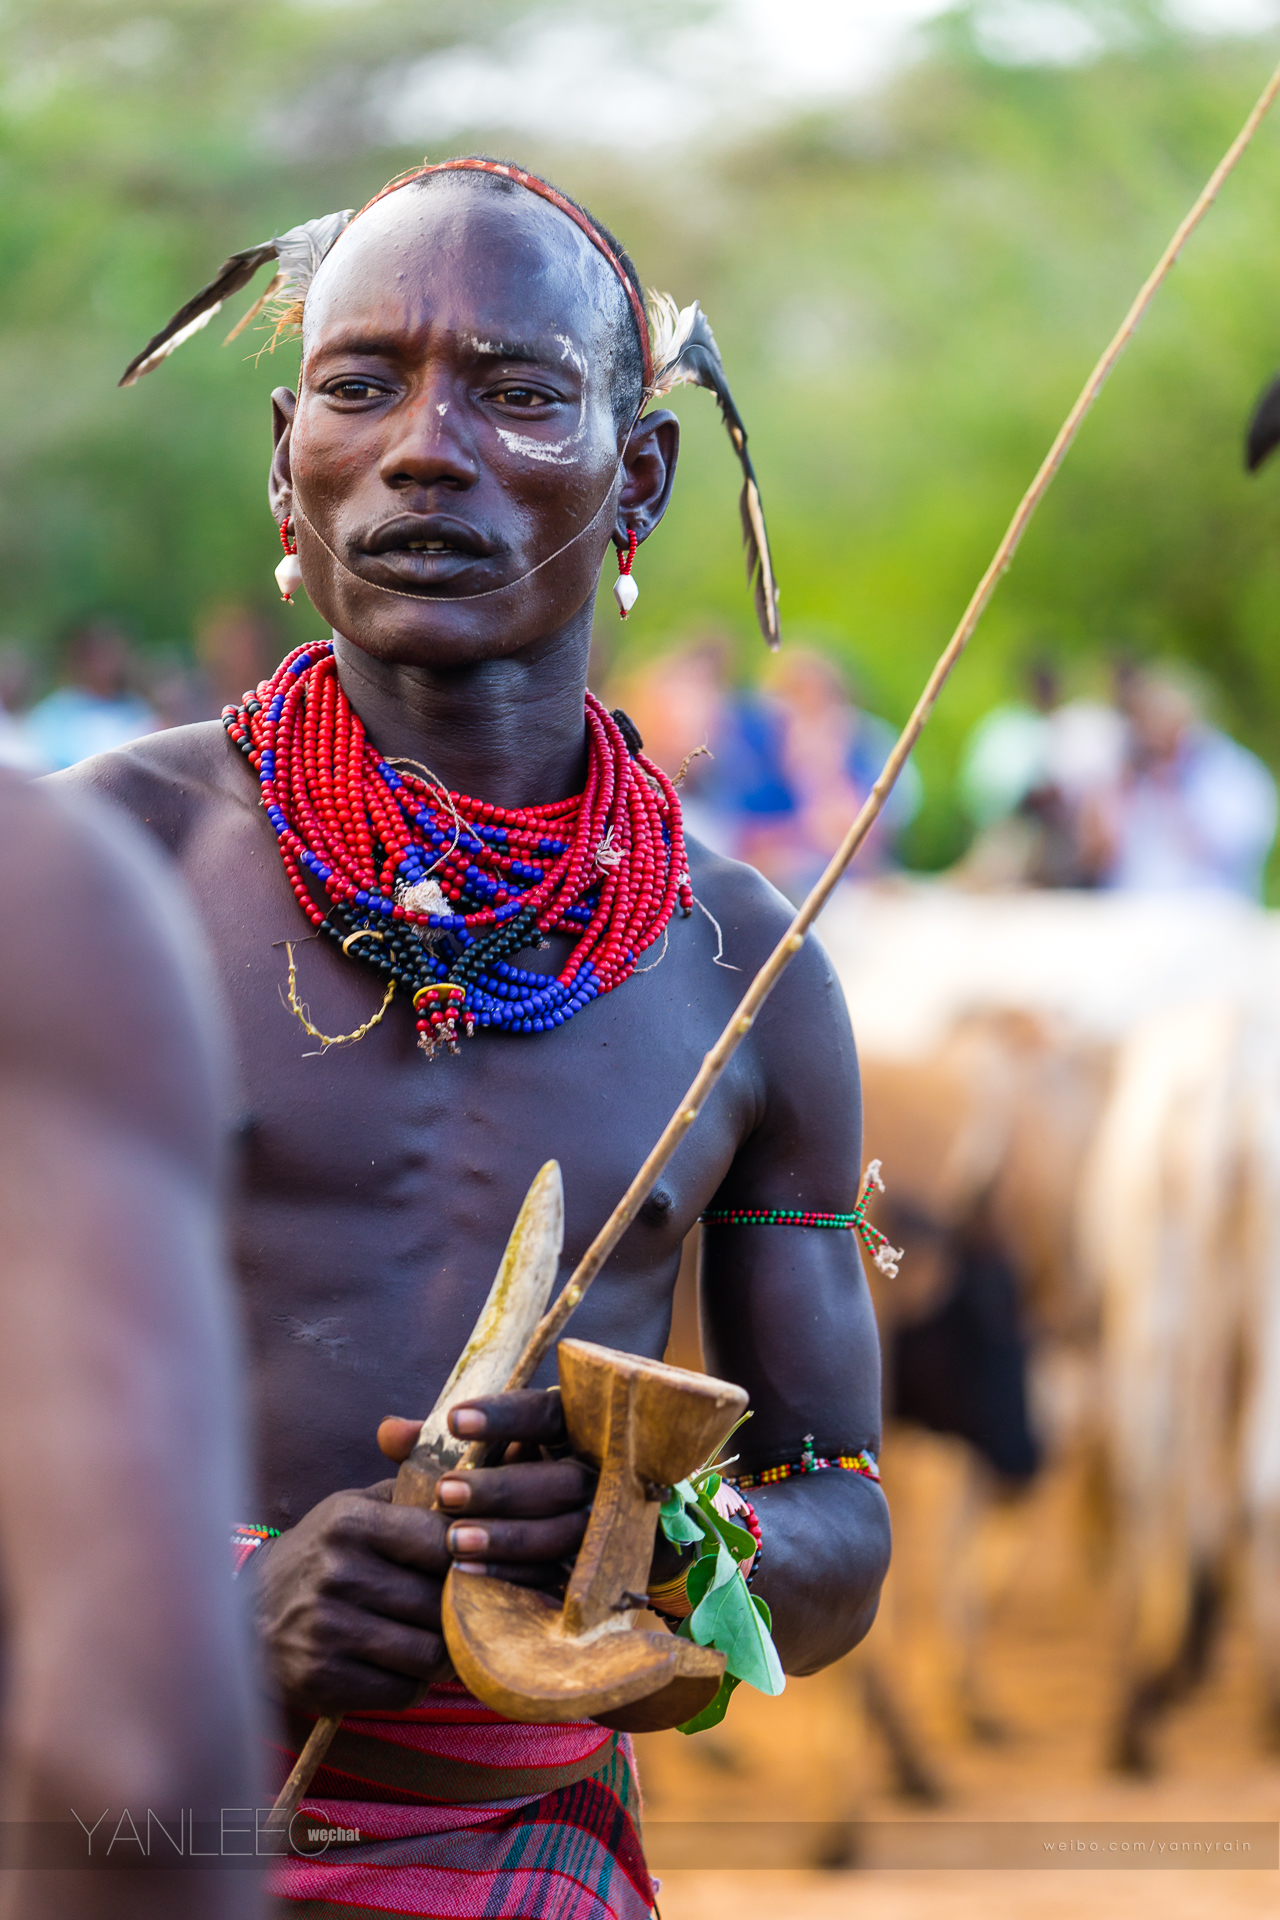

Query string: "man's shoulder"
[[685, 833, 795, 946], [46, 720, 250, 856], [683, 834, 848, 1006]]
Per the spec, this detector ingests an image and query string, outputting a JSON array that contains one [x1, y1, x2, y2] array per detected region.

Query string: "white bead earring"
[[613, 528, 638, 618], [276, 517, 303, 603]]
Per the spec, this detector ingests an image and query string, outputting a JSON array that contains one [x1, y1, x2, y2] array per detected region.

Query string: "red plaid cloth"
[[268, 1684, 655, 1918]]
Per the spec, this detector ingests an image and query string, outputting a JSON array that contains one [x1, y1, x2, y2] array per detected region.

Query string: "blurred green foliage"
[[4, 1, 1280, 871]]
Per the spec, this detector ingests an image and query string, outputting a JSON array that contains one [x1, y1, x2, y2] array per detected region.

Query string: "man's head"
[[269, 164, 679, 672], [62, 621, 133, 701]]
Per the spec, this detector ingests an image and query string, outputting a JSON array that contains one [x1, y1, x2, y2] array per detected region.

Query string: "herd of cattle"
[[818, 881, 1280, 1783]]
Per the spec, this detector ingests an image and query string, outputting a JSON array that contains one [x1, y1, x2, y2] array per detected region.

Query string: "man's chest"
[[182, 795, 750, 1303]]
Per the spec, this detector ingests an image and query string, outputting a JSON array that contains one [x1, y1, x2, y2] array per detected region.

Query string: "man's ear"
[[617, 409, 679, 547], [269, 387, 297, 522]]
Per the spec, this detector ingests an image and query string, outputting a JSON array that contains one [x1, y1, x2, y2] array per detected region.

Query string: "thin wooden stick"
[[495, 49, 1280, 1402], [270, 55, 1280, 1825]]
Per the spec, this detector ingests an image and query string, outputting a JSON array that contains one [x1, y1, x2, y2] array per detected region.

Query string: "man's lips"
[[357, 514, 499, 591]]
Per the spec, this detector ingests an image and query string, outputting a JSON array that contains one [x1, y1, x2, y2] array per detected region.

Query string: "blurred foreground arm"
[[0, 773, 262, 1919]]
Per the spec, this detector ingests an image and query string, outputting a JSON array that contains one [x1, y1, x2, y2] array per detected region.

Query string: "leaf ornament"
[[658, 1468, 785, 1732], [646, 292, 781, 649], [118, 208, 355, 387]]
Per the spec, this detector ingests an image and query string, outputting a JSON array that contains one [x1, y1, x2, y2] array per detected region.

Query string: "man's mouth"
[[359, 516, 499, 590]]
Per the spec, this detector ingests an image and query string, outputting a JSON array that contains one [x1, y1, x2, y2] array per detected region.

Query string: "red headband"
[[354, 158, 654, 390]]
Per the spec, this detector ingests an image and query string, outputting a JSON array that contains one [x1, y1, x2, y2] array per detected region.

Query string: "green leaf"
[[683, 1550, 721, 1612], [693, 1494, 756, 1563], [659, 1479, 711, 1548], [688, 1561, 786, 1697], [677, 1672, 741, 1736], [659, 1502, 704, 1548]]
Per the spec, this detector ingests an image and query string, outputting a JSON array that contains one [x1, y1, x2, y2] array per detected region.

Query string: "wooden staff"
[[270, 51, 1280, 1827]]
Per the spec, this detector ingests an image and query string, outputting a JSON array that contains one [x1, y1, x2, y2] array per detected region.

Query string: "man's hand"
[[381, 1389, 593, 1582], [253, 1486, 450, 1715], [256, 1389, 594, 1716]]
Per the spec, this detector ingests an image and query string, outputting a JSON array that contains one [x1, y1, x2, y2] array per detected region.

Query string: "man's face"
[[271, 179, 673, 669]]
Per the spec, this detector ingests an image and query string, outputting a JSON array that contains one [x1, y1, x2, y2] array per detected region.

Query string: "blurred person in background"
[[193, 605, 279, 720], [24, 620, 158, 772], [0, 769, 262, 1918], [958, 657, 1124, 888], [0, 647, 42, 772], [743, 648, 921, 900], [1085, 668, 1276, 897], [610, 636, 792, 854], [615, 642, 918, 898]]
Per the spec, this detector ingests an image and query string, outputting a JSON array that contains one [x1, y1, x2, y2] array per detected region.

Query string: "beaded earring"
[[275, 517, 303, 604], [613, 527, 638, 618]]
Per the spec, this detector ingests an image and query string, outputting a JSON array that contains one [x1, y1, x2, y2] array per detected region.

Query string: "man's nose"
[[379, 378, 479, 492]]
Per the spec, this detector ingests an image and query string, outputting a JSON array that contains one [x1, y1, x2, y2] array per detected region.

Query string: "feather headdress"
[[646, 294, 780, 648], [118, 162, 779, 645], [118, 209, 354, 388]]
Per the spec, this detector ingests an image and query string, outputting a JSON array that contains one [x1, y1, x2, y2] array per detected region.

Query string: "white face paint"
[[492, 332, 598, 467], [436, 401, 449, 416], [495, 428, 579, 466]]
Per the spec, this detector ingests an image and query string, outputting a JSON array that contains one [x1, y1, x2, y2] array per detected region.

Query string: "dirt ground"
[[634, 1427, 1280, 1919]]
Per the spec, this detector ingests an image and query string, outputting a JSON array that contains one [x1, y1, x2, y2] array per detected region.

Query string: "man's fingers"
[[329, 1496, 452, 1576], [322, 1560, 444, 1634], [451, 1562, 569, 1592], [300, 1601, 447, 1690], [436, 1458, 593, 1518], [377, 1416, 422, 1462], [448, 1388, 566, 1448], [445, 1509, 589, 1565]]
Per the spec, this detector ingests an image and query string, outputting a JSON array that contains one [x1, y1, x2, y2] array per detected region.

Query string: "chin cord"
[[289, 451, 628, 609]]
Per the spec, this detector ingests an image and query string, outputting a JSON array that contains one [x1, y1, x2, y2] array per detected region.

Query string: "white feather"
[[123, 304, 222, 385], [646, 291, 701, 396]]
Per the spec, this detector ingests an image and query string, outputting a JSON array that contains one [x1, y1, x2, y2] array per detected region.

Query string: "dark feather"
[[1246, 371, 1280, 472], [652, 304, 780, 648], [119, 242, 278, 387], [118, 208, 355, 388]]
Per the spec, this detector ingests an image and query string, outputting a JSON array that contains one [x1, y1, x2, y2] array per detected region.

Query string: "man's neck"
[[332, 621, 593, 808]]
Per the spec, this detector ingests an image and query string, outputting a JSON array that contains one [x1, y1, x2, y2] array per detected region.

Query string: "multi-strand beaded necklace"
[[224, 642, 692, 1055]]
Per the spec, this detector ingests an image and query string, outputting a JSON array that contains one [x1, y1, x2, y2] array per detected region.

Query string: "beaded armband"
[[730, 1435, 881, 1493], [701, 1161, 903, 1277], [232, 1523, 280, 1578]]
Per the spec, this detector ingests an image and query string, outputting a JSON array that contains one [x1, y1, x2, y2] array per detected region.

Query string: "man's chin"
[[323, 596, 589, 673]]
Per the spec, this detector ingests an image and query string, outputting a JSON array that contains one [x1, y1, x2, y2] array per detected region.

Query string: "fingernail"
[[453, 1561, 488, 1575], [448, 1525, 489, 1554], [436, 1479, 469, 1509], [451, 1409, 488, 1437]]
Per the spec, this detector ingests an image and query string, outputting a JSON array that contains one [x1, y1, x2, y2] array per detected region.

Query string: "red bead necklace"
[[223, 643, 692, 1053]]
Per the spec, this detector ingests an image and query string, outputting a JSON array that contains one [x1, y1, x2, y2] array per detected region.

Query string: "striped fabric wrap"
[[268, 1682, 656, 1918]]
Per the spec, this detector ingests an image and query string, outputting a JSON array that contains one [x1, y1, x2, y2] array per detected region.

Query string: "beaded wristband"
[[701, 1161, 903, 1277], [232, 1523, 280, 1578], [730, 1435, 881, 1492]]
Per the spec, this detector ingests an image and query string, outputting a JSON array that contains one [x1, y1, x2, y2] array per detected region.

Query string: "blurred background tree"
[[5, 0, 1280, 872]]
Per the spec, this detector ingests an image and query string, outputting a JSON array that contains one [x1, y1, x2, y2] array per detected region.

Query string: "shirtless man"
[[60, 160, 889, 1915], [0, 772, 261, 1918]]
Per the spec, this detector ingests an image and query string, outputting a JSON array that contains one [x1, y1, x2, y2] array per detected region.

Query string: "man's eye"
[[492, 386, 552, 409], [327, 380, 382, 401]]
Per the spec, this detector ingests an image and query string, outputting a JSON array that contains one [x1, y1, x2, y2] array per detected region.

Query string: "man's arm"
[[0, 774, 262, 1919], [699, 908, 890, 1674]]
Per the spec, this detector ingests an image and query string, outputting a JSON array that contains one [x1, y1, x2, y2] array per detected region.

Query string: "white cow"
[[818, 879, 1280, 1773]]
